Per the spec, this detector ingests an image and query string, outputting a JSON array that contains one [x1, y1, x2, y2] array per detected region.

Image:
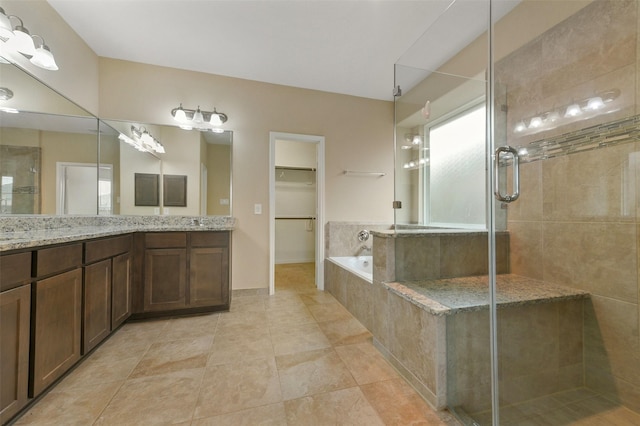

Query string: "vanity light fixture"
[[29, 35, 58, 70], [564, 103, 581, 118], [0, 87, 13, 100], [170, 104, 228, 132], [0, 8, 58, 71]]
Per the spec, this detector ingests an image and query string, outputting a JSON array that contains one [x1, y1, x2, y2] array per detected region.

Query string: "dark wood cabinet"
[[143, 248, 187, 311], [111, 252, 131, 329], [82, 235, 132, 352], [136, 231, 230, 317], [83, 259, 112, 354], [31, 268, 82, 397], [0, 284, 31, 424]]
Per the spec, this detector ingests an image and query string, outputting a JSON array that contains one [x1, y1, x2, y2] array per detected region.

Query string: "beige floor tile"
[[129, 335, 212, 378], [95, 368, 204, 425], [266, 304, 315, 327], [216, 310, 270, 335], [208, 329, 274, 366], [307, 301, 353, 322], [361, 378, 449, 425], [15, 381, 122, 426], [276, 347, 357, 400], [194, 357, 282, 419], [55, 352, 140, 389], [162, 312, 219, 341], [318, 317, 372, 346], [284, 386, 384, 425], [299, 291, 339, 306], [270, 322, 332, 356], [596, 405, 640, 425], [264, 293, 308, 311], [335, 341, 399, 385], [192, 403, 287, 425], [228, 295, 267, 313]]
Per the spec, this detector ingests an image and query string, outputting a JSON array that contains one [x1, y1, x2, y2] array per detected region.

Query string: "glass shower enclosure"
[[393, 0, 640, 425]]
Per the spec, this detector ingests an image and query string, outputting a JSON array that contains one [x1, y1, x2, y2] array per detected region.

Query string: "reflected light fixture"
[[4, 16, 35, 56], [170, 104, 228, 132], [131, 126, 165, 154], [586, 96, 604, 111]]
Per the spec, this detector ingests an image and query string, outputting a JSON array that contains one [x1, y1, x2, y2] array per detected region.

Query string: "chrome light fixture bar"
[[0, 7, 58, 71], [119, 126, 165, 154], [171, 104, 228, 132]]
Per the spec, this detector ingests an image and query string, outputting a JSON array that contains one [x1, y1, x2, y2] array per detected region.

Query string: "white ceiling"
[[47, 0, 519, 101]]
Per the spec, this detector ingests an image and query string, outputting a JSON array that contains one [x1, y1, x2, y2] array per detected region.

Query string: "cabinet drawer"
[[145, 232, 187, 248], [0, 252, 32, 292], [85, 234, 132, 264], [190, 231, 229, 248], [35, 244, 82, 278]]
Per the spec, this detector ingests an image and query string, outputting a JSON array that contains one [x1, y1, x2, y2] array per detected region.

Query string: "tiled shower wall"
[[324, 222, 392, 257], [498, 0, 640, 413]]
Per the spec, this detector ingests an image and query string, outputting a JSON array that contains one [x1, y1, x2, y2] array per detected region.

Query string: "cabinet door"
[[83, 260, 112, 354], [32, 268, 82, 397], [189, 247, 229, 307], [0, 285, 30, 424], [144, 249, 187, 311], [112, 252, 132, 329]]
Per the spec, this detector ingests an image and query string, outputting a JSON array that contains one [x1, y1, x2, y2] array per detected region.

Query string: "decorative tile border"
[[516, 114, 640, 163]]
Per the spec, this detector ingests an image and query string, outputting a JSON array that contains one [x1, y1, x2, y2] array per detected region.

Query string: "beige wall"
[[98, 58, 394, 290]]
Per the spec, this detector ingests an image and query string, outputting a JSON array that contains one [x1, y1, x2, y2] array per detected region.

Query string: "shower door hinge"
[[392, 200, 402, 209], [393, 86, 402, 97]]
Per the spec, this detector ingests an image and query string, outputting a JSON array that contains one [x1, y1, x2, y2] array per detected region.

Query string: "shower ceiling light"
[[171, 104, 228, 132], [513, 89, 621, 135]]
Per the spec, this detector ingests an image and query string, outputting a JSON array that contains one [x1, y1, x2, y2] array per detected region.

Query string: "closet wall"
[[275, 140, 316, 264]]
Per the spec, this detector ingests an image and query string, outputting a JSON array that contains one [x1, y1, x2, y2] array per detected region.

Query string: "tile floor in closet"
[[13, 263, 457, 425]]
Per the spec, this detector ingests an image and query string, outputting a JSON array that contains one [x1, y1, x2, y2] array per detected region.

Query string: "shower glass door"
[[395, 1, 640, 425]]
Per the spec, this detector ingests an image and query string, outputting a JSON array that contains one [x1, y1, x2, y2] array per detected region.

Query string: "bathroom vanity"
[[0, 216, 233, 424]]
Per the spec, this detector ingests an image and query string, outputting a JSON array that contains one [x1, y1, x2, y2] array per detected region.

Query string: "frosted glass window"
[[1, 176, 13, 213], [427, 105, 486, 227]]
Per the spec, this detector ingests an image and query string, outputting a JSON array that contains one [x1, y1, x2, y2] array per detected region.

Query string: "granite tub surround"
[[0, 215, 235, 251], [384, 274, 589, 316]]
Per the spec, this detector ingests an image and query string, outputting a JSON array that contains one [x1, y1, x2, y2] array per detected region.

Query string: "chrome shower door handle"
[[494, 146, 520, 203]]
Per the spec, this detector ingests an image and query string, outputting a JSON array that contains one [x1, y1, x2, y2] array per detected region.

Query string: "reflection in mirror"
[[100, 119, 232, 216], [1, 62, 98, 215]]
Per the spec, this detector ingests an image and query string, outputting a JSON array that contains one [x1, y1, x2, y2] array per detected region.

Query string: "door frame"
[[269, 132, 325, 295]]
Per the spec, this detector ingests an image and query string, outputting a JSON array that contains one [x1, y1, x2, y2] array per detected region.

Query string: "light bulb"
[[514, 121, 526, 132], [586, 96, 604, 110], [529, 116, 542, 128], [30, 44, 58, 70], [192, 107, 204, 124], [412, 135, 422, 145], [5, 24, 34, 55], [565, 103, 581, 117], [209, 112, 223, 126]]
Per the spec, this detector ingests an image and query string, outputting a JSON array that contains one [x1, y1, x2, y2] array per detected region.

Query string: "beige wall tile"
[[507, 220, 543, 279], [542, 144, 637, 223], [394, 235, 441, 281], [542, 222, 637, 303], [508, 162, 543, 222]]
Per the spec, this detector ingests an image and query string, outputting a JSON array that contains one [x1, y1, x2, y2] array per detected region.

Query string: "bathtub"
[[328, 256, 372, 283]]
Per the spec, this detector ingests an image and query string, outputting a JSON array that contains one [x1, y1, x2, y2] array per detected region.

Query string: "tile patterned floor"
[[13, 263, 458, 426], [13, 263, 640, 425]]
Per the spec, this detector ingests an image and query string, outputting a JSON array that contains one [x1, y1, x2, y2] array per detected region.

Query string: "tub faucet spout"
[[357, 245, 372, 255]]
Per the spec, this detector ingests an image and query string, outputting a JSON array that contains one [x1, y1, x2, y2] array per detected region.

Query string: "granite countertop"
[[383, 274, 589, 316], [0, 215, 236, 252]]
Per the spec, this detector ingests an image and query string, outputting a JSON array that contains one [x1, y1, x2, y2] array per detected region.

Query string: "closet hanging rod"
[[275, 216, 316, 220], [275, 166, 316, 171], [343, 170, 386, 177]]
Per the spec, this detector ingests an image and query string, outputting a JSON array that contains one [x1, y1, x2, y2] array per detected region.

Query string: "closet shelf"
[[275, 216, 316, 220], [275, 166, 316, 171]]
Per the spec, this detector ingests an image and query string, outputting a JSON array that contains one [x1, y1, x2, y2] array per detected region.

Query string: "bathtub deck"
[[383, 274, 589, 316]]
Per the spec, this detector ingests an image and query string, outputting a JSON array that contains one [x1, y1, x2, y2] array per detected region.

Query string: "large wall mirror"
[[0, 61, 232, 216]]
